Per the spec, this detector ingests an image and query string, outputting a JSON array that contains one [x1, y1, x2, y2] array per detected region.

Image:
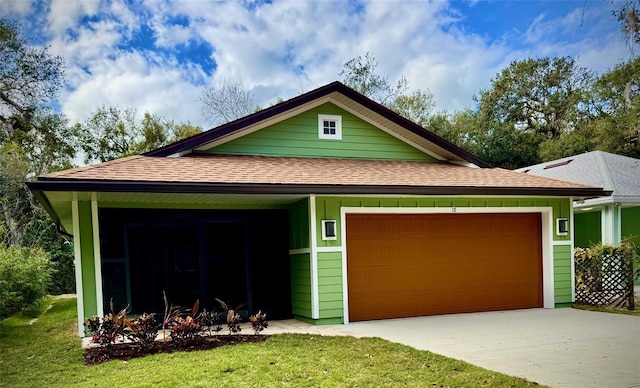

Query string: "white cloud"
[[3, 0, 633, 132], [0, 0, 36, 16], [48, 0, 100, 35], [61, 51, 207, 127]]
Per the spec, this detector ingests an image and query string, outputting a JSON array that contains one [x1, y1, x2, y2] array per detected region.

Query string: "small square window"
[[318, 114, 342, 140]]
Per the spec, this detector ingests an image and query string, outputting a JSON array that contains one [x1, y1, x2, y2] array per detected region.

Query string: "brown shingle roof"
[[41, 154, 596, 191]]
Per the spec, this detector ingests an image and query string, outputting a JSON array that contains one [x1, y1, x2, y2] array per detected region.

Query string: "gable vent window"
[[318, 114, 342, 140]]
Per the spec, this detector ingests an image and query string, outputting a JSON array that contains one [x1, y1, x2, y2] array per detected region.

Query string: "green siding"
[[309, 195, 573, 320], [288, 199, 310, 250], [621, 206, 640, 239], [317, 251, 344, 322], [621, 207, 640, 285], [206, 103, 437, 162], [574, 211, 602, 248], [553, 245, 572, 305], [290, 253, 312, 318], [77, 201, 98, 323], [314, 196, 572, 247]]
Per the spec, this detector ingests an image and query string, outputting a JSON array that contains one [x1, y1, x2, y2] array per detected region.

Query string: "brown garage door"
[[346, 213, 542, 321]]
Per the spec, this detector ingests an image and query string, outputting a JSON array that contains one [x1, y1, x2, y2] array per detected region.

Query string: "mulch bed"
[[84, 335, 269, 365]]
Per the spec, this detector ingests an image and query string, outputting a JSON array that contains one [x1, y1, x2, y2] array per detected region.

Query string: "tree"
[[0, 142, 32, 246], [0, 19, 75, 175], [426, 109, 540, 169], [76, 106, 139, 164], [172, 122, 202, 141], [340, 53, 435, 126], [200, 78, 257, 126], [476, 57, 593, 141], [614, 0, 640, 48], [77, 106, 203, 164], [540, 57, 640, 160]]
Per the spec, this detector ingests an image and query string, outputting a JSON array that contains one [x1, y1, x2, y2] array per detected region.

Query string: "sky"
[[1, 0, 633, 130]]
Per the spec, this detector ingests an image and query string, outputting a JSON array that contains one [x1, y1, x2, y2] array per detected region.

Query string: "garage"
[[346, 213, 543, 321]]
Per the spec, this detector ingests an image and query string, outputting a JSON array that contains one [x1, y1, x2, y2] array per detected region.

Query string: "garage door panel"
[[347, 213, 542, 321]]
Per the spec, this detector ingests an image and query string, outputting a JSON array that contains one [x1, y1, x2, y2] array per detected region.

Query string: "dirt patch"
[[84, 335, 268, 365]]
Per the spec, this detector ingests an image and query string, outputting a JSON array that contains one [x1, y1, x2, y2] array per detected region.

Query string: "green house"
[[28, 82, 607, 336]]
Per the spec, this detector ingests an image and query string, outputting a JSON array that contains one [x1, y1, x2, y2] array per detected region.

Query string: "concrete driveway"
[[269, 308, 640, 388]]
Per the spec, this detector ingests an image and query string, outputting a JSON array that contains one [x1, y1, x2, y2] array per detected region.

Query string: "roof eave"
[[27, 179, 609, 198]]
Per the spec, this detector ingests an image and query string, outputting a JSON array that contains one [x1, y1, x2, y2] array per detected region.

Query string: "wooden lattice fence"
[[575, 244, 636, 310]]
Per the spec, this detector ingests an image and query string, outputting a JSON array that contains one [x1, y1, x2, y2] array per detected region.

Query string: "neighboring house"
[[28, 82, 607, 337], [517, 151, 640, 248]]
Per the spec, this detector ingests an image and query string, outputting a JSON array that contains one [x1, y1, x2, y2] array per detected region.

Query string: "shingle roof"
[[34, 154, 603, 197], [517, 151, 640, 199]]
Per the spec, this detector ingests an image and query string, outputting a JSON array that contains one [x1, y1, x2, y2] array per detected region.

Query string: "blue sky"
[[1, 0, 632, 129]]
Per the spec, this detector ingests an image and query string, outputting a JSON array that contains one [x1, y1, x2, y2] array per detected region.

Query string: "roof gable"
[[146, 81, 490, 167], [203, 102, 438, 162]]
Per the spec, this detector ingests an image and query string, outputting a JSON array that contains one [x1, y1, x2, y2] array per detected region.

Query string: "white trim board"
[[91, 197, 104, 317], [316, 246, 342, 253], [340, 206, 558, 324], [309, 195, 320, 319], [71, 199, 85, 337]]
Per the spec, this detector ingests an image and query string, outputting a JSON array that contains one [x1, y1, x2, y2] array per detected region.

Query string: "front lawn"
[[0, 297, 543, 387]]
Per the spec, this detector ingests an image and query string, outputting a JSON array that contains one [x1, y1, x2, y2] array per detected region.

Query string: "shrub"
[[198, 309, 223, 336], [170, 316, 201, 344], [124, 313, 158, 350], [249, 310, 268, 335], [0, 244, 53, 319], [84, 302, 129, 346]]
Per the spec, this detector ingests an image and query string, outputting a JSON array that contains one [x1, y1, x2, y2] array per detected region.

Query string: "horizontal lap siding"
[[317, 252, 344, 320], [312, 196, 573, 319], [207, 103, 436, 162], [553, 245, 572, 304], [315, 197, 572, 249], [290, 253, 312, 318]]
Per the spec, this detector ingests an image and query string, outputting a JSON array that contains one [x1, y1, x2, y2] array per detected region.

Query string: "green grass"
[[0, 298, 543, 387]]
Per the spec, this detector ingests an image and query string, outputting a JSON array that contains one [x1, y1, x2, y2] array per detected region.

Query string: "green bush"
[[0, 244, 53, 319], [47, 239, 75, 295]]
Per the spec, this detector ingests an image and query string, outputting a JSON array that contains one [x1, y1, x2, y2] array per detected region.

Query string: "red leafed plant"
[[249, 310, 268, 335]]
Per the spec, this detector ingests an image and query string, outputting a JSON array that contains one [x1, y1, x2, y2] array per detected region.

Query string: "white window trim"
[[318, 114, 342, 140]]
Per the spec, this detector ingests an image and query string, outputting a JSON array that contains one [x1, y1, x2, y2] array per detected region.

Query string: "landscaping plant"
[[197, 308, 223, 336], [123, 313, 158, 350], [215, 298, 246, 334], [249, 310, 269, 335], [83, 299, 128, 346], [0, 244, 53, 319]]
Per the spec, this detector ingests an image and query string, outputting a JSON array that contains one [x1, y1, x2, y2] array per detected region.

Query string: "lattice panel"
[[575, 248, 635, 309]]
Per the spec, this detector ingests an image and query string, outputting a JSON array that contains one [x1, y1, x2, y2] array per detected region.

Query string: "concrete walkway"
[[267, 308, 640, 388]]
